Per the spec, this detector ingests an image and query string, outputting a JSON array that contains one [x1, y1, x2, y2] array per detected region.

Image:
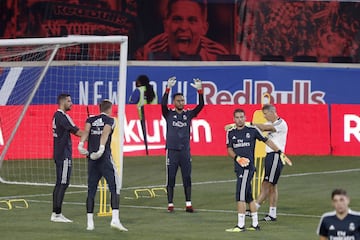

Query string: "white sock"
[[251, 212, 258, 227], [269, 207, 277, 218], [186, 201, 192, 207], [87, 213, 94, 225], [237, 213, 245, 228], [112, 209, 119, 223], [255, 202, 261, 210], [168, 203, 174, 207]]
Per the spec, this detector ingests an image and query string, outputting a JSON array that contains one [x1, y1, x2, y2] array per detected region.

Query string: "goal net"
[[0, 35, 128, 187]]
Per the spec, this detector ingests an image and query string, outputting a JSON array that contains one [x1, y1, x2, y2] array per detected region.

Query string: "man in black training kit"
[[225, 108, 287, 232], [161, 76, 204, 213], [51, 93, 83, 223], [317, 188, 360, 239], [78, 99, 127, 231]]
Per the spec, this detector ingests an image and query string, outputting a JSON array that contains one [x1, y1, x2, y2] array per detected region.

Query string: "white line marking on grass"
[[122, 168, 360, 190], [0, 190, 86, 200], [24, 199, 322, 218], [2, 168, 359, 200]]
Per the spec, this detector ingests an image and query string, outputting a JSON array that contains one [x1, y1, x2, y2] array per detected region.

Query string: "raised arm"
[[190, 78, 204, 116], [192, 91, 204, 116], [162, 76, 176, 118]]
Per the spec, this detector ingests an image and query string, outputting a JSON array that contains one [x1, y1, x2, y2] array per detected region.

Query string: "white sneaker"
[[50, 213, 73, 223], [110, 221, 128, 231], [86, 222, 94, 231]]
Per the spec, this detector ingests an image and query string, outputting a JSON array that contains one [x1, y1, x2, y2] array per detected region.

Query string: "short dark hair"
[[262, 104, 276, 112], [172, 92, 184, 101], [167, 0, 208, 19], [233, 108, 245, 116], [331, 188, 347, 199], [99, 99, 112, 112], [57, 93, 70, 104]]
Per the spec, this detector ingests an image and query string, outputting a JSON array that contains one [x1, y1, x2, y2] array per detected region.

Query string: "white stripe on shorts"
[[269, 154, 279, 182], [239, 169, 249, 201], [61, 158, 69, 184], [110, 155, 121, 194]]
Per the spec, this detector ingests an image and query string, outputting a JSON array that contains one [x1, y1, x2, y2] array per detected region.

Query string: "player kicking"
[[225, 109, 289, 232], [51, 93, 83, 223], [161, 76, 204, 213], [317, 188, 360, 239], [78, 100, 127, 231], [252, 104, 291, 221]]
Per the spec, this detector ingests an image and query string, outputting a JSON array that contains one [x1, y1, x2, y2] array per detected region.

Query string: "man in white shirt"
[[252, 104, 288, 222]]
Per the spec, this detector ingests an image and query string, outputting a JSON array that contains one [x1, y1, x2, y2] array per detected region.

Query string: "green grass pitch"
[[0, 156, 359, 240]]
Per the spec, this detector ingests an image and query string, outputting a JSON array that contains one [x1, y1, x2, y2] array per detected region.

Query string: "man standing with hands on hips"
[[161, 76, 204, 213]]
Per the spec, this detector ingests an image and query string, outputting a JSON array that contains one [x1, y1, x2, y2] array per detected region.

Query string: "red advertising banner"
[[331, 104, 360, 156], [0, 104, 331, 160]]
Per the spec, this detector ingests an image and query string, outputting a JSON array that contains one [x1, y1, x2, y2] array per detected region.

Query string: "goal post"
[[0, 35, 128, 188]]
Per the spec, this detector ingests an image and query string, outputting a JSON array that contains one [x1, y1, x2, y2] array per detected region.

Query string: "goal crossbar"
[[0, 35, 128, 47]]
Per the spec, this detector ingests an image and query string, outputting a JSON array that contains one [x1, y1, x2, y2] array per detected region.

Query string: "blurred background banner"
[[1, 65, 359, 105], [1, 0, 359, 62]]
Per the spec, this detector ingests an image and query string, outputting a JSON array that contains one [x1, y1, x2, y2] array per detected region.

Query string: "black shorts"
[[88, 153, 120, 195], [263, 152, 284, 185], [235, 167, 255, 203]]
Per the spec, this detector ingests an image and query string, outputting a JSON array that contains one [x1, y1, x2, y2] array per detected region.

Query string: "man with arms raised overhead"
[[161, 76, 204, 212]]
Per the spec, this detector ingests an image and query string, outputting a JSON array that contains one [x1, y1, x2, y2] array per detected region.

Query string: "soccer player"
[[225, 108, 287, 232], [78, 99, 127, 231], [135, 0, 229, 60], [317, 188, 360, 239], [253, 104, 289, 221], [161, 76, 204, 213], [51, 93, 83, 223]]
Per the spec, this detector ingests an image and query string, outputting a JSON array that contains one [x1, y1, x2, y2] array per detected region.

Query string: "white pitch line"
[[1, 168, 359, 200], [0, 190, 87, 200], [23, 199, 322, 219], [122, 168, 360, 190]]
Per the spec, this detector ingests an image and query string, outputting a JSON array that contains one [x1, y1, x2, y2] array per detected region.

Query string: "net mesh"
[[0, 38, 124, 187]]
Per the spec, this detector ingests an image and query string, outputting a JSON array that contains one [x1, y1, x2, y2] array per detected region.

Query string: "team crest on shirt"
[[349, 222, 355, 231], [329, 225, 335, 230], [183, 115, 187, 120], [246, 133, 250, 138]]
